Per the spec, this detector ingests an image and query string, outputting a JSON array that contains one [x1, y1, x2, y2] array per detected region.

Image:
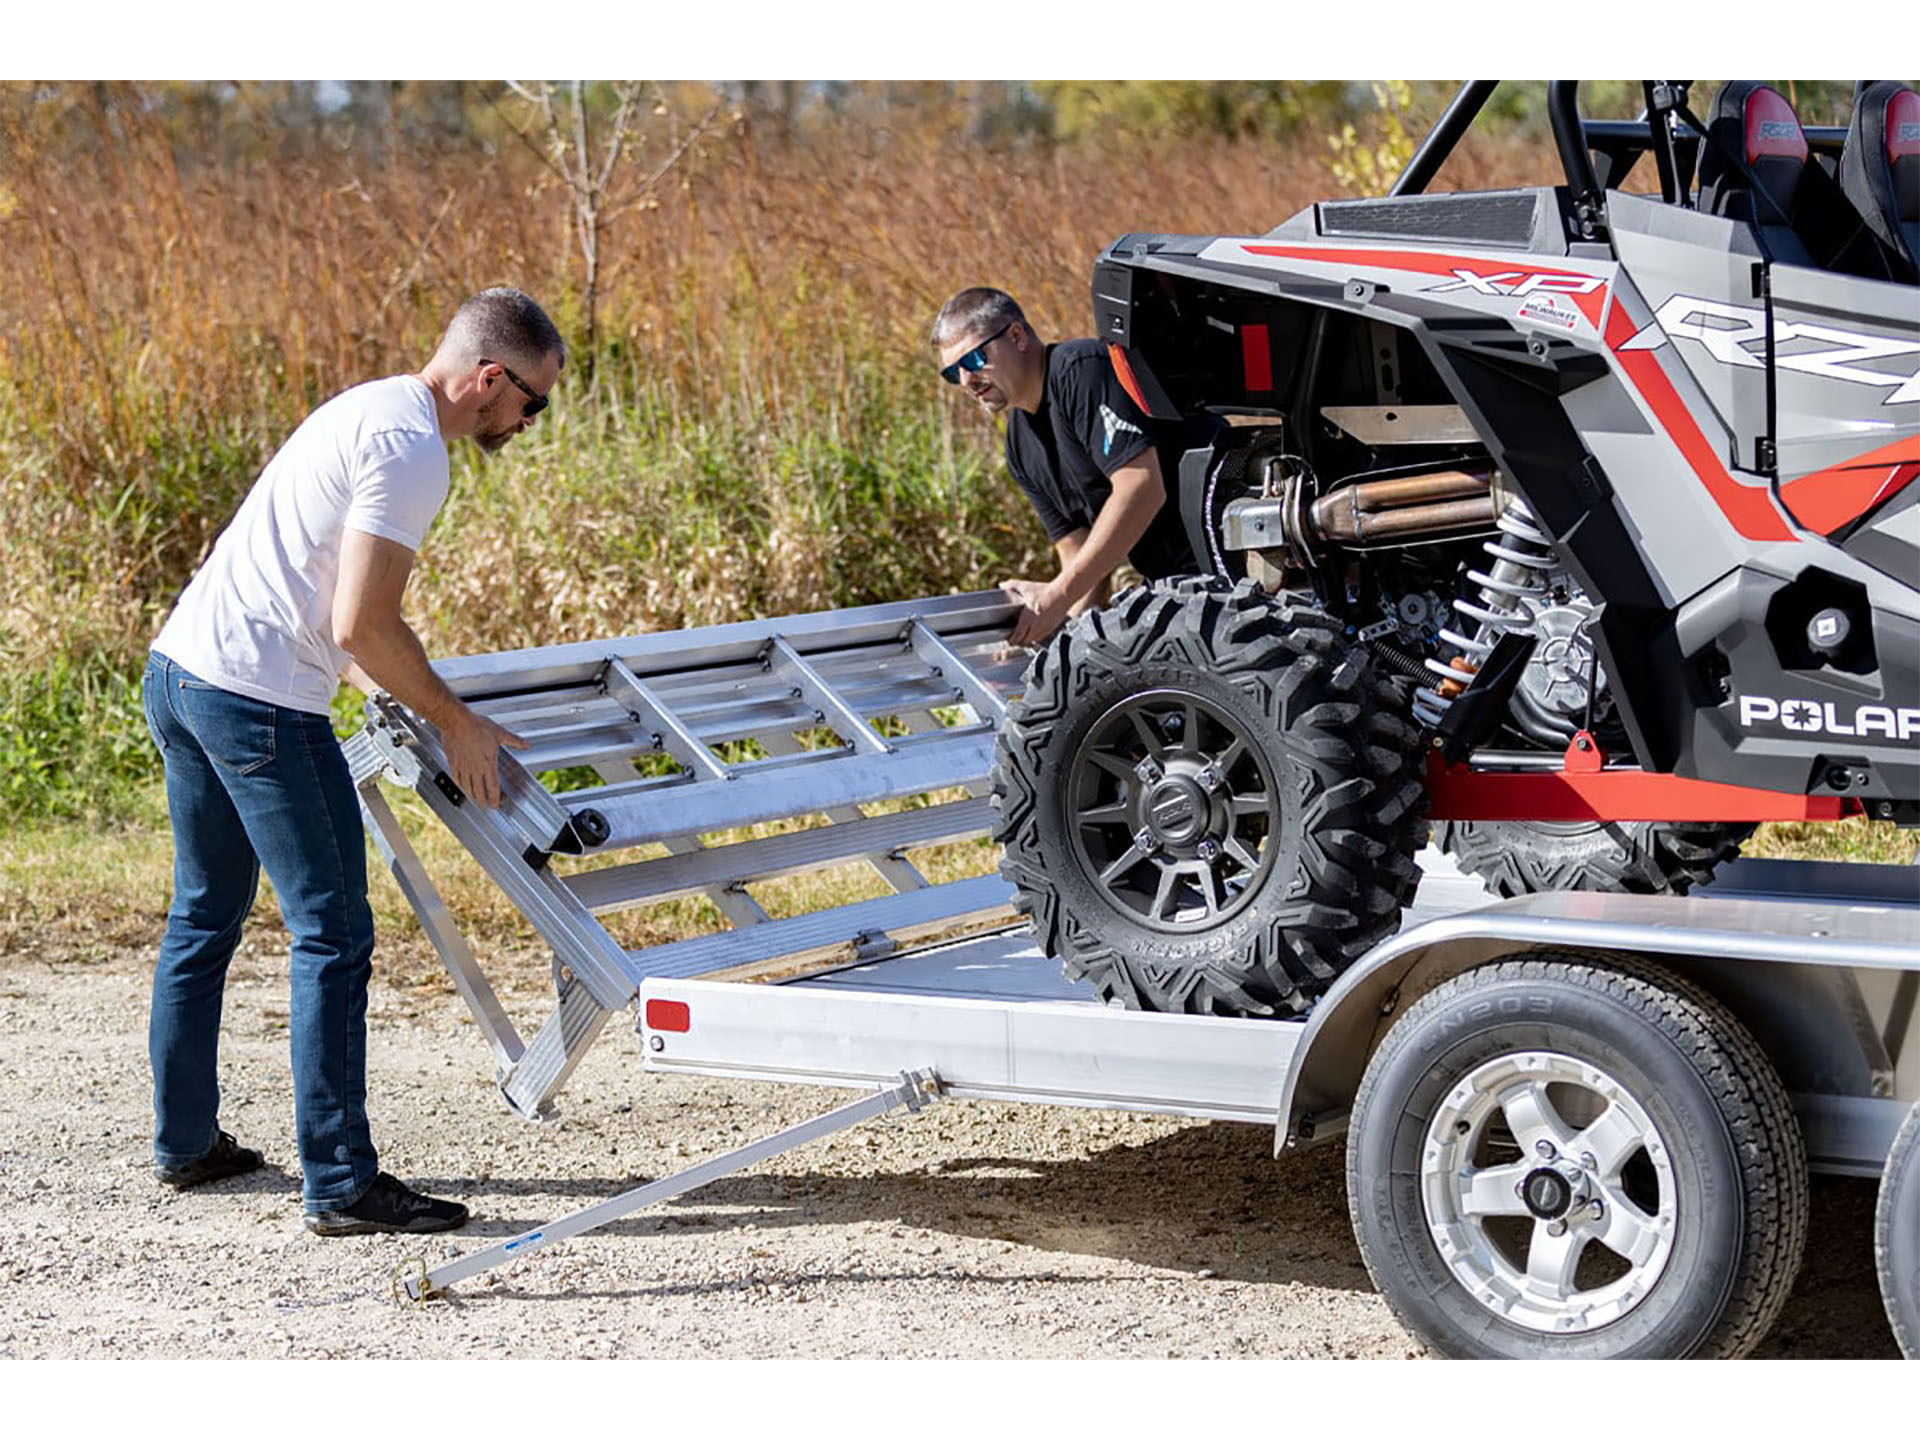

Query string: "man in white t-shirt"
[[144, 287, 562, 1235]]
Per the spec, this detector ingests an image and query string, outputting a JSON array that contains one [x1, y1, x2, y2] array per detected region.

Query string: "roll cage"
[[1390, 80, 1855, 232]]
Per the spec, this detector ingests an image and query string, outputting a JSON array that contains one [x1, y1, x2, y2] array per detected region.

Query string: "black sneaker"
[[155, 1130, 264, 1190], [305, 1172, 470, 1236]]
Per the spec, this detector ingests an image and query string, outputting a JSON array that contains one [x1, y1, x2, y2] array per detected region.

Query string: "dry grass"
[[0, 87, 1545, 678], [0, 84, 1907, 952]]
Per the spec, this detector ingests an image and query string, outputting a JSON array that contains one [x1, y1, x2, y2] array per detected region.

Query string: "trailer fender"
[[1276, 883, 1920, 1157]]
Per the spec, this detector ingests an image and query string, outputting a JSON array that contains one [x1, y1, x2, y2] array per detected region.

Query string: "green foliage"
[[1326, 81, 1419, 196], [1034, 81, 1353, 144], [0, 649, 157, 824]]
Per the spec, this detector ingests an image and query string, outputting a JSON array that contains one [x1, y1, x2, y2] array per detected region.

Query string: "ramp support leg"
[[498, 970, 616, 1120], [357, 780, 525, 1075], [398, 1068, 943, 1302]]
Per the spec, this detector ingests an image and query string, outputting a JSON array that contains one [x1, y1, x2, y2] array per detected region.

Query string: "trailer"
[[346, 593, 1920, 1360]]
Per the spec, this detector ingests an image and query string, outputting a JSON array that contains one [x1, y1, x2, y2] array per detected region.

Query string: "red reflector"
[[645, 999, 691, 1034], [1242, 323, 1273, 392]]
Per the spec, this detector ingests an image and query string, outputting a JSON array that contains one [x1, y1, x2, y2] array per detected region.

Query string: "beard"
[[474, 393, 519, 454]]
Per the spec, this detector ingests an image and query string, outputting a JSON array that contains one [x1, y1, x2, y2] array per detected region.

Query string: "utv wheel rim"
[[1065, 688, 1281, 934], [1420, 1051, 1678, 1335]]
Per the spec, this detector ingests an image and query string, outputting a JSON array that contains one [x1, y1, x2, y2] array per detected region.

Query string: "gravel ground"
[[0, 935, 1899, 1360]]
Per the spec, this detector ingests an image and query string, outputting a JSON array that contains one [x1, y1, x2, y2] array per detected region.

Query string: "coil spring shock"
[[1411, 502, 1559, 730]]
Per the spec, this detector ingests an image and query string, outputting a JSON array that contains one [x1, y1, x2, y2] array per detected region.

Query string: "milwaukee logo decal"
[[1623, 295, 1920, 406], [1739, 695, 1920, 739]]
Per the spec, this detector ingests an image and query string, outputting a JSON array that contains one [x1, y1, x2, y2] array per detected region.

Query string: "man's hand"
[[1001, 577, 1074, 649], [335, 529, 528, 808], [439, 704, 529, 810]]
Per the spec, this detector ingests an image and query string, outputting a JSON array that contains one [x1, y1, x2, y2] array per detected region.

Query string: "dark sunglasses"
[[484, 358, 550, 418], [939, 323, 1013, 385]]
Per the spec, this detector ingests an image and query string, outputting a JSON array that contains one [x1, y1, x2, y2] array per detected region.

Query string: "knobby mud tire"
[[989, 577, 1427, 1017], [1433, 818, 1756, 898]]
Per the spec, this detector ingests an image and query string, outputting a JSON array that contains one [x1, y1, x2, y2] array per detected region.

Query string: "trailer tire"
[[1877, 1099, 1920, 1359], [990, 577, 1425, 1016], [1433, 819, 1755, 897], [1347, 952, 1808, 1358]]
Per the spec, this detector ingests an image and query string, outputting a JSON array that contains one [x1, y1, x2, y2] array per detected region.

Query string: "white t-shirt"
[[153, 375, 450, 715]]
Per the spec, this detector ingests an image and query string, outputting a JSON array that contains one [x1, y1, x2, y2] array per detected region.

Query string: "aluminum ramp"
[[345, 590, 1027, 1119]]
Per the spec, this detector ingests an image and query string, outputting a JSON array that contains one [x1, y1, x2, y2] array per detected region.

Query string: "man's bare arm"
[[1052, 532, 1113, 616], [333, 529, 526, 807], [1000, 453, 1163, 647]]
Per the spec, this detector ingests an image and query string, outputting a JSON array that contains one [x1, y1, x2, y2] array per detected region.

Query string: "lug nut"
[[1196, 838, 1222, 862], [1535, 1140, 1557, 1160], [1580, 1152, 1597, 1171], [1546, 1219, 1567, 1237], [1133, 827, 1160, 854], [1135, 757, 1163, 783], [1588, 1199, 1605, 1221], [1196, 765, 1225, 793]]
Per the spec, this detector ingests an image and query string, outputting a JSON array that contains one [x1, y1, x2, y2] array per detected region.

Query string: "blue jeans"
[[142, 653, 377, 1210]]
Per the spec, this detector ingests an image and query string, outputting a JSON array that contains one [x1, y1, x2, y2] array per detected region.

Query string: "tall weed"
[[0, 85, 1612, 826]]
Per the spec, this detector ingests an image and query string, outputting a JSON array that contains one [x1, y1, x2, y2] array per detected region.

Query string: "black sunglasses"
[[939, 323, 1013, 385], [484, 358, 550, 418]]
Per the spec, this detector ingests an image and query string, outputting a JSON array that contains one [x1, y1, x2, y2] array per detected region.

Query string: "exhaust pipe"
[[1223, 463, 1498, 566], [1307, 468, 1496, 544]]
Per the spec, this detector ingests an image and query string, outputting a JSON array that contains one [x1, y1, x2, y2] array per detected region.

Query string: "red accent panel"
[[1241, 323, 1273, 392], [1424, 752, 1858, 823], [1782, 461, 1920, 535], [1889, 88, 1920, 161], [1239, 244, 1611, 329], [1743, 86, 1808, 165], [1603, 301, 1796, 543], [1107, 343, 1153, 417], [644, 998, 691, 1034]]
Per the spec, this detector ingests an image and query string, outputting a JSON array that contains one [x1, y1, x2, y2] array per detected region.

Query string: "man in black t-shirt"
[[931, 287, 1214, 647]]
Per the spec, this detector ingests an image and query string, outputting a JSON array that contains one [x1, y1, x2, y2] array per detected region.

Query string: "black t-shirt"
[[1004, 340, 1217, 581]]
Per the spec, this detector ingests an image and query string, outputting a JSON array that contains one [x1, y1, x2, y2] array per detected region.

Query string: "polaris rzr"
[[989, 80, 1920, 1017]]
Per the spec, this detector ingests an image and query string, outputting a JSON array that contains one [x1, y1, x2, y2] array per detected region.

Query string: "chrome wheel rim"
[[1065, 688, 1281, 934], [1421, 1050, 1678, 1334]]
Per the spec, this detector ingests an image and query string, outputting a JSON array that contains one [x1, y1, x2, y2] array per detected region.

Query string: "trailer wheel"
[[1877, 1099, 1920, 1359], [990, 577, 1425, 1016], [1347, 953, 1807, 1358], [1434, 819, 1755, 897]]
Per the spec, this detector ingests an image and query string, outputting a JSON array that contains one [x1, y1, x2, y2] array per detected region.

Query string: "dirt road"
[[0, 937, 1898, 1359]]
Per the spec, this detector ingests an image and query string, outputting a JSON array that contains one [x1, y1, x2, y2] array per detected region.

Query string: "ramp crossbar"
[[347, 593, 1023, 1119], [397, 1068, 942, 1302]]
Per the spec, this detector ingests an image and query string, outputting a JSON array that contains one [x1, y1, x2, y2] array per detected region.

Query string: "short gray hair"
[[441, 287, 566, 371], [930, 287, 1026, 349]]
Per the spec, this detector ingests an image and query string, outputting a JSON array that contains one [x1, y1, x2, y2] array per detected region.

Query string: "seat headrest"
[[1701, 81, 1810, 225], [1840, 80, 1920, 275], [1883, 85, 1920, 222]]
